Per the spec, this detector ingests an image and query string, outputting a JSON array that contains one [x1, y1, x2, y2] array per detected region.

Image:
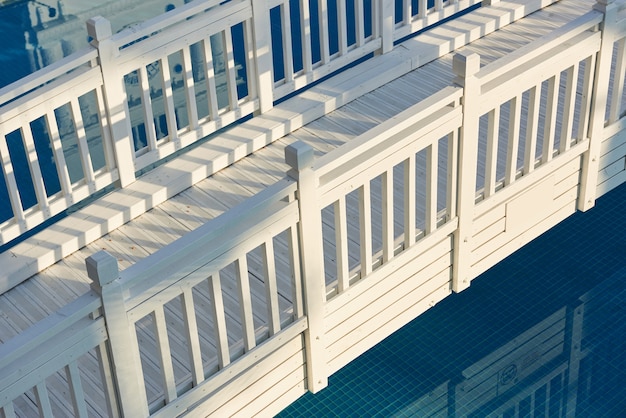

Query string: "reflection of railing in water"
[[0, 0, 486, 246]]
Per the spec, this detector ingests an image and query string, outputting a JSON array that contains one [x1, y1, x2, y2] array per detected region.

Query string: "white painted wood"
[[208, 273, 230, 369], [426, 141, 438, 234], [542, 74, 560, 163], [86, 17, 135, 187], [579, 0, 620, 211], [65, 361, 89, 418], [153, 306, 177, 403], [560, 66, 578, 148], [404, 153, 416, 249], [6, 1, 624, 416], [235, 256, 256, 352], [318, 0, 331, 64], [338, 0, 349, 55], [45, 109, 72, 197], [506, 95, 522, 185], [181, 47, 200, 130], [609, 38, 626, 124], [359, 182, 373, 277], [86, 251, 149, 417], [334, 198, 350, 292], [34, 382, 53, 418], [484, 107, 499, 198], [248, 0, 274, 113], [452, 51, 480, 292], [263, 241, 282, 335], [202, 38, 220, 121], [223, 30, 240, 112], [285, 141, 327, 392], [524, 84, 540, 174], [281, 2, 295, 84], [381, 169, 394, 262]]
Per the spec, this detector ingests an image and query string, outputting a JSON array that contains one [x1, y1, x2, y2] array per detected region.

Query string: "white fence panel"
[[312, 86, 462, 298], [0, 49, 117, 246], [88, 178, 304, 415], [0, 293, 114, 418]]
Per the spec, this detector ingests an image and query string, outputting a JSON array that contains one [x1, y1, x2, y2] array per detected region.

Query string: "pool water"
[[278, 182, 626, 417]]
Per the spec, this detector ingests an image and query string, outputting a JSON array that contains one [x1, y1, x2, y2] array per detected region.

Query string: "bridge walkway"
[[0, 0, 612, 415]]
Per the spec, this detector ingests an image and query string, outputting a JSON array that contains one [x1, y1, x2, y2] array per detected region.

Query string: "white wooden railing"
[[1, 0, 625, 416], [0, 0, 483, 247]]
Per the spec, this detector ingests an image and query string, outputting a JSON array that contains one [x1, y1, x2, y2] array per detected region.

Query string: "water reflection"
[[279, 262, 626, 418]]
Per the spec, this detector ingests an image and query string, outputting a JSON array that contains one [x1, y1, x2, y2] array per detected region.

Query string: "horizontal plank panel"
[[184, 338, 305, 417], [473, 139, 586, 218], [325, 220, 456, 326], [471, 195, 577, 278], [327, 268, 451, 375], [326, 250, 451, 344]]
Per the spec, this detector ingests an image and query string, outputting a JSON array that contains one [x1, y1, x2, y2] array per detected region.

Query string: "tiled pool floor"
[[278, 182, 626, 417]]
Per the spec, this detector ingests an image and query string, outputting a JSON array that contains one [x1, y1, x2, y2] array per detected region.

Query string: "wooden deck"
[[1, 0, 624, 415]]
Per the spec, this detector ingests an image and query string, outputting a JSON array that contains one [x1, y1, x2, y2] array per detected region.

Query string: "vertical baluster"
[[250, 0, 273, 112], [403, 153, 416, 249], [577, 54, 596, 142], [153, 306, 177, 403], [359, 182, 373, 276], [34, 382, 53, 418], [484, 107, 499, 198], [202, 38, 220, 121], [418, 0, 427, 19], [609, 38, 626, 124], [506, 95, 521, 185], [181, 288, 204, 386], [446, 129, 458, 220], [159, 56, 179, 140], [95, 341, 120, 418], [236, 256, 256, 350], [2, 403, 17, 418], [334, 197, 350, 292], [426, 141, 438, 234], [181, 47, 199, 130], [20, 123, 49, 215], [287, 225, 304, 318], [45, 111, 72, 198], [381, 169, 394, 263], [0, 131, 25, 227], [524, 84, 540, 175], [318, 0, 331, 64], [355, 0, 365, 47], [138, 66, 158, 151], [263, 241, 281, 335], [94, 86, 116, 172], [282, 3, 296, 83], [560, 64, 578, 153], [542, 74, 560, 164], [300, 0, 314, 73], [378, 0, 394, 54], [404, 0, 412, 25], [435, 0, 444, 11], [223, 30, 240, 111], [70, 97, 96, 191], [65, 361, 88, 418], [338, 0, 349, 55], [209, 273, 230, 368]]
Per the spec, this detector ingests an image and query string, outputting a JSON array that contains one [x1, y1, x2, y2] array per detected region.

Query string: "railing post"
[[250, 0, 274, 114], [451, 52, 481, 293], [87, 251, 149, 418], [578, 0, 619, 211], [87, 17, 136, 188], [378, 0, 394, 55], [285, 141, 328, 393]]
